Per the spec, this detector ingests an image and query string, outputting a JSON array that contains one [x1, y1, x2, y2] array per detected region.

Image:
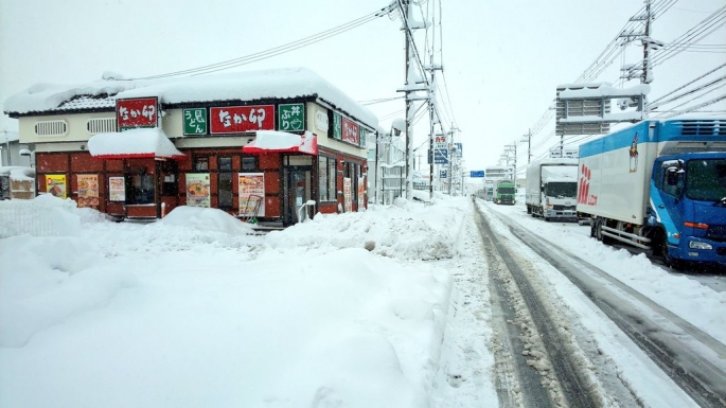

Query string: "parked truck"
[[525, 158, 578, 221], [577, 118, 726, 268], [494, 180, 516, 205]]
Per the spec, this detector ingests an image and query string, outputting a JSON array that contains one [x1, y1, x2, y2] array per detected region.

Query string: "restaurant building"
[[3, 68, 377, 226]]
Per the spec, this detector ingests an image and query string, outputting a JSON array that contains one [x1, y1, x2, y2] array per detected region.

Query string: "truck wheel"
[[660, 235, 683, 270], [544, 216, 551, 222], [596, 219, 613, 244]]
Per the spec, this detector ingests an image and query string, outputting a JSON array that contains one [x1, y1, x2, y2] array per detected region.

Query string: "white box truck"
[[525, 158, 578, 221], [577, 118, 726, 268]]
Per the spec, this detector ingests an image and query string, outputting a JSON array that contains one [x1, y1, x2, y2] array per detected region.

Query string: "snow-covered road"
[[478, 198, 726, 407], [1, 195, 724, 407]]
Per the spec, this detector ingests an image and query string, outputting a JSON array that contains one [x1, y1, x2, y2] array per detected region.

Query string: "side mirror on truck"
[[665, 166, 685, 197]]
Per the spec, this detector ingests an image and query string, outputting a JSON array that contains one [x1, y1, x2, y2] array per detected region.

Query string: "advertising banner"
[[46, 174, 67, 198], [186, 173, 211, 207], [238, 173, 265, 217], [341, 117, 359, 145], [77, 174, 100, 208], [357, 176, 365, 210], [343, 177, 352, 212], [210, 105, 275, 134], [109, 177, 125, 201], [116, 97, 158, 129]]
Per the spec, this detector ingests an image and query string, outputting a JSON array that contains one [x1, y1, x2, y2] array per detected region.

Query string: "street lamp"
[[375, 118, 404, 204]]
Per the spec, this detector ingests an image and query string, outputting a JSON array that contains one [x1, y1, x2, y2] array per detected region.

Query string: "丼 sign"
[[278, 103, 305, 132]]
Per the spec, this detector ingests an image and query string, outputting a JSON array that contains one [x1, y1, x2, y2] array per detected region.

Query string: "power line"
[[128, 3, 397, 80]]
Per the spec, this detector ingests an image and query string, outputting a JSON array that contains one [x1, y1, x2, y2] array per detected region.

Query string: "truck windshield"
[[545, 182, 577, 198], [686, 159, 726, 202], [498, 187, 515, 194]]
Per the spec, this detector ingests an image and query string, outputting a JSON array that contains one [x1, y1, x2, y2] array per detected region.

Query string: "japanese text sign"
[[116, 97, 158, 130], [332, 112, 342, 140], [210, 105, 275, 134], [278, 103, 305, 132], [183, 108, 208, 135], [341, 117, 360, 145]]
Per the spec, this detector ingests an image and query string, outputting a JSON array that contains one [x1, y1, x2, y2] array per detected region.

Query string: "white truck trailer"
[[525, 158, 578, 221], [577, 118, 726, 267]]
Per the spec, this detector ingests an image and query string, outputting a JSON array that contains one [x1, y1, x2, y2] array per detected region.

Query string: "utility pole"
[[447, 128, 454, 195], [402, 0, 414, 200], [521, 129, 531, 164], [642, 0, 652, 85]]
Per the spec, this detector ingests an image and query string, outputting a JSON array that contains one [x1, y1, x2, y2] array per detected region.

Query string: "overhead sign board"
[[116, 97, 158, 130], [341, 117, 360, 145], [210, 105, 275, 134], [470, 170, 485, 178], [428, 149, 448, 164]]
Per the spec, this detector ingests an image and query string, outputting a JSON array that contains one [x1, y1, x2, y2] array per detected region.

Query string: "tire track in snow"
[[474, 202, 601, 408], [489, 208, 726, 408]]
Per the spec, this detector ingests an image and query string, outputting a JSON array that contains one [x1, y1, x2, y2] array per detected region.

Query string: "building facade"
[[4, 68, 377, 226]]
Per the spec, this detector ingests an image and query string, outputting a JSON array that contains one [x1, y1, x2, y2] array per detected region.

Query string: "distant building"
[[0, 130, 32, 168], [3, 68, 378, 225]]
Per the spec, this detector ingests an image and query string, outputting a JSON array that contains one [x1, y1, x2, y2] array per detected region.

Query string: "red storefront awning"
[[88, 128, 186, 160], [242, 130, 318, 155]]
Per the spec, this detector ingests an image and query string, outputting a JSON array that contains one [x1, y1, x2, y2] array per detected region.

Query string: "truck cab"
[[494, 180, 516, 205], [540, 177, 578, 220], [650, 153, 726, 266]]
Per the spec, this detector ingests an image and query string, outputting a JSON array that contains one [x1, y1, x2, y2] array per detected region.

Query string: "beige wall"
[[307, 102, 368, 160], [18, 101, 375, 160], [19, 111, 115, 144]]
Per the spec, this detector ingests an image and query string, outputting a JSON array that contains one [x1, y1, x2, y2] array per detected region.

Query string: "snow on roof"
[[88, 128, 185, 160], [0, 166, 35, 179], [4, 67, 378, 128], [1, 131, 19, 143], [242, 130, 317, 155], [557, 111, 643, 123]]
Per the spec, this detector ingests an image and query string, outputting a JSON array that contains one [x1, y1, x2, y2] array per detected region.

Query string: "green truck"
[[494, 180, 516, 205]]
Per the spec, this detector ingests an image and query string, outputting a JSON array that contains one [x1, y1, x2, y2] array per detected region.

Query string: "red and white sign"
[[341, 117, 359, 145], [210, 105, 275, 134], [116, 97, 158, 129]]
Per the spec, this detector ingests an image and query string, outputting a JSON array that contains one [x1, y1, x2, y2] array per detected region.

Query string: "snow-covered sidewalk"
[[0, 195, 495, 407]]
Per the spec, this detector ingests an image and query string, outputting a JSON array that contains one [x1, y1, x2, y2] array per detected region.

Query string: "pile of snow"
[[267, 196, 467, 261], [0, 196, 467, 407]]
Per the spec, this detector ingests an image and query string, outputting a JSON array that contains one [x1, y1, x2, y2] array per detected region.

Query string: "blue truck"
[[576, 118, 726, 268]]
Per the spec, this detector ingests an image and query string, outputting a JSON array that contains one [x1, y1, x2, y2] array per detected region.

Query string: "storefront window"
[[194, 156, 209, 171], [125, 174, 154, 204], [218, 156, 233, 209], [318, 156, 337, 202], [161, 161, 178, 195], [241, 156, 258, 172]]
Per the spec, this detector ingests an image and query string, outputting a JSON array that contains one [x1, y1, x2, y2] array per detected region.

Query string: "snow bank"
[[0, 196, 461, 407], [266, 197, 469, 261]]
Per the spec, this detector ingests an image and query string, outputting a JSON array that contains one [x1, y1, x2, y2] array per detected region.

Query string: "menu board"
[[46, 174, 67, 198], [77, 174, 100, 208], [238, 173, 265, 217], [186, 173, 211, 208], [109, 177, 125, 201]]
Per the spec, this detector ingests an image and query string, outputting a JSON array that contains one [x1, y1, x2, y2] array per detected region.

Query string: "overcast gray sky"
[[1, 0, 724, 171]]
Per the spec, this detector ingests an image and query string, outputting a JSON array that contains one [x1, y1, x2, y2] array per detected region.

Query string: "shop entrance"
[[282, 165, 312, 226]]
